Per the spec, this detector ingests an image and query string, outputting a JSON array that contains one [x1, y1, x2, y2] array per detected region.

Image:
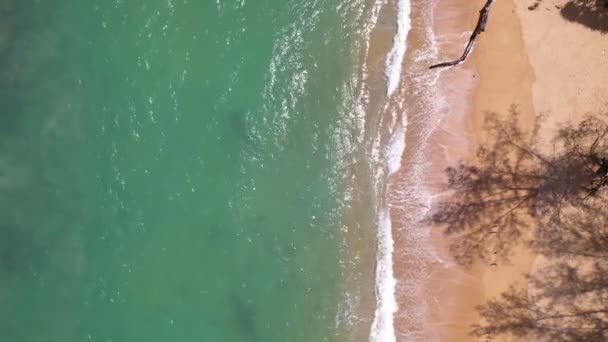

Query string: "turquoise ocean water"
[[0, 0, 384, 341]]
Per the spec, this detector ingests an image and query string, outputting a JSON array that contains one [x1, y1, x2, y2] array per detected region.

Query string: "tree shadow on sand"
[[430, 109, 608, 265], [471, 204, 608, 341], [561, 0, 608, 33], [431, 109, 608, 340]]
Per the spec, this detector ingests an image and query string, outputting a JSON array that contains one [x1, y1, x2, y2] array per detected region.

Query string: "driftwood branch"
[[429, 0, 495, 69]]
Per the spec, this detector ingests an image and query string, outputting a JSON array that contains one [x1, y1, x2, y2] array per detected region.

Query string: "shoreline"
[[340, 1, 408, 341], [368, 0, 538, 339], [360, 0, 484, 339], [347, 0, 607, 339]]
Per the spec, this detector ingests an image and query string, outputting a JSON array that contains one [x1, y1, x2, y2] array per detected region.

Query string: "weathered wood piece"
[[429, 0, 495, 69]]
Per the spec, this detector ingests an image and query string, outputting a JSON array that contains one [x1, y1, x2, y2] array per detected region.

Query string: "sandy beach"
[[424, 0, 608, 341]]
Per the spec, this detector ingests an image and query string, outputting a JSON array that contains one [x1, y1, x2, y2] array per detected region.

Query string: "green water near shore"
[[0, 1, 375, 341]]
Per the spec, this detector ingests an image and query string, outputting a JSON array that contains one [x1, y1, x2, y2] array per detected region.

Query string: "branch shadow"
[[561, 0, 608, 33], [472, 261, 608, 341], [430, 109, 608, 265], [472, 203, 608, 341], [430, 108, 608, 339]]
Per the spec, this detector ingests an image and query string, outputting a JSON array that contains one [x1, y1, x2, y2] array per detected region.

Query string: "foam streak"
[[385, 0, 412, 97]]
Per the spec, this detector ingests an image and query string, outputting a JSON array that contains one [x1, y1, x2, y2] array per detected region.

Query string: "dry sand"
[[428, 0, 608, 341]]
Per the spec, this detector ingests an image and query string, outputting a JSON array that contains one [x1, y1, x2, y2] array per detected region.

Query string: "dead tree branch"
[[429, 0, 495, 69]]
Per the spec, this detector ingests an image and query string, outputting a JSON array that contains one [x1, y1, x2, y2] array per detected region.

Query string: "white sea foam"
[[370, 208, 398, 342], [352, 0, 388, 142], [385, 0, 411, 97], [370, 115, 407, 342], [385, 116, 406, 175], [370, 0, 412, 340]]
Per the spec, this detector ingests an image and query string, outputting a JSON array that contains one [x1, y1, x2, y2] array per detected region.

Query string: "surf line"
[[370, 0, 412, 341]]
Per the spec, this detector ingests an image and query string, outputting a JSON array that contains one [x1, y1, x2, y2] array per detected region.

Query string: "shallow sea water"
[[0, 1, 378, 341]]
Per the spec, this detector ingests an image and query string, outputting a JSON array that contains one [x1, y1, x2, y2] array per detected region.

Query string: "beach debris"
[[429, 0, 495, 69], [528, 0, 542, 11]]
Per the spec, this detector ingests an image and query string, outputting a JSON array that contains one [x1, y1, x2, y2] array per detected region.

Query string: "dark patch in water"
[[206, 223, 223, 241], [253, 213, 268, 224], [228, 291, 259, 342], [0, 223, 38, 280], [224, 108, 265, 158], [215, 108, 263, 164], [227, 109, 251, 142]]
